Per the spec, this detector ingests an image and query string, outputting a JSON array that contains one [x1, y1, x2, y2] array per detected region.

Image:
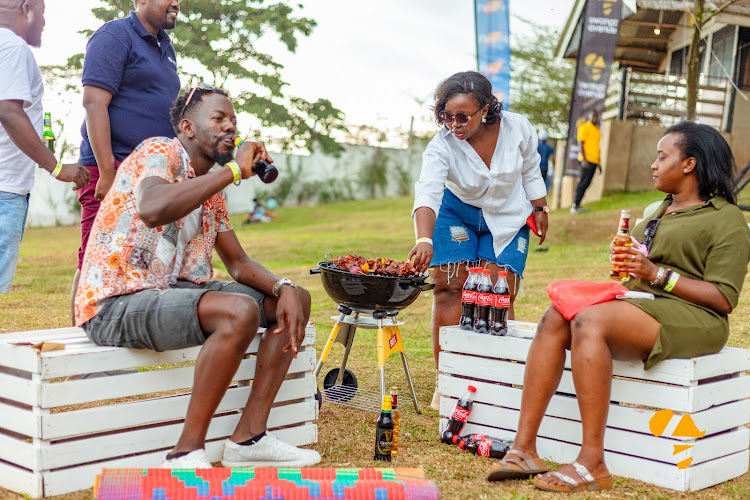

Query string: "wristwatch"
[[273, 278, 297, 297], [534, 205, 550, 213]]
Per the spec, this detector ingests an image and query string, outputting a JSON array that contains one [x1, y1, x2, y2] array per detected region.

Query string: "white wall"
[[26, 141, 427, 228]]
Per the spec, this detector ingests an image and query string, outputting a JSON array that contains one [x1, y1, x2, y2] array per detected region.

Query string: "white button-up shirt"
[[413, 111, 547, 257]]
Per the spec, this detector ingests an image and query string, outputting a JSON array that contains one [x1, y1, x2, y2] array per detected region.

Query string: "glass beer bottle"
[[610, 209, 632, 281], [42, 112, 55, 153]]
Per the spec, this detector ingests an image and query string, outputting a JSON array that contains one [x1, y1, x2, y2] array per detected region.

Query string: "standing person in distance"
[[72, 0, 181, 320], [537, 129, 554, 192], [408, 71, 549, 410], [0, 0, 90, 294], [570, 109, 601, 214]]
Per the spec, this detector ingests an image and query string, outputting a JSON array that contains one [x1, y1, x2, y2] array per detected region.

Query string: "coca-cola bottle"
[[441, 385, 477, 444], [488, 271, 510, 336], [459, 437, 512, 459], [473, 270, 494, 334], [451, 432, 505, 446], [460, 267, 480, 330]]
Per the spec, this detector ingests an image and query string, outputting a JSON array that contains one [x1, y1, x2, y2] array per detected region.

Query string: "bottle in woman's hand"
[[610, 209, 632, 281]]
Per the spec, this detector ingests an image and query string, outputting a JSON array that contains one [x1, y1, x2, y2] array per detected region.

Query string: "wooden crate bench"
[[0, 323, 318, 498], [438, 321, 750, 492]]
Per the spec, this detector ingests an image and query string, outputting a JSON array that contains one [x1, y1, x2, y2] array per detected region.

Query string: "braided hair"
[[433, 71, 502, 126]]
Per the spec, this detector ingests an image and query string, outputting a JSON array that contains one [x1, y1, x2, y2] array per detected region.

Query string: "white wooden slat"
[[0, 371, 36, 406], [687, 449, 750, 492], [41, 375, 315, 440], [439, 397, 749, 465], [40, 400, 316, 469], [0, 327, 85, 342], [0, 459, 41, 499], [691, 374, 750, 412], [40, 423, 318, 498], [0, 343, 40, 373], [40, 349, 315, 408], [0, 432, 35, 470], [0, 400, 34, 437], [440, 419, 747, 492], [440, 351, 696, 412], [439, 375, 750, 439], [37, 324, 316, 378], [441, 326, 750, 386]]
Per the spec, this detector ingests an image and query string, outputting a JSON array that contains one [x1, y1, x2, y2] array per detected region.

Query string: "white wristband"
[[416, 237, 433, 246]]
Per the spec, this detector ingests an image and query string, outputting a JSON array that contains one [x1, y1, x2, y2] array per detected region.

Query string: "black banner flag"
[[564, 0, 622, 175]]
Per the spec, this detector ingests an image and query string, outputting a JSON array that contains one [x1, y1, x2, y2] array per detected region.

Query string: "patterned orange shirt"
[[74, 137, 232, 326]]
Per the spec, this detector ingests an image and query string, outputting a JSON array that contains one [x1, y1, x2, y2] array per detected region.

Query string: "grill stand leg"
[[335, 313, 358, 386], [375, 312, 388, 405], [399, 351, 421, 414], [314, 305, 352, 378]]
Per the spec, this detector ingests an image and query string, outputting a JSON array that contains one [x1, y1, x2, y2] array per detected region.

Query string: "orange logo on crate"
[[649, 409, 706, 469]]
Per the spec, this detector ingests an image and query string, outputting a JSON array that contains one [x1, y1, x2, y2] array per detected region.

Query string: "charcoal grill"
[[310, 260, 433, 413]]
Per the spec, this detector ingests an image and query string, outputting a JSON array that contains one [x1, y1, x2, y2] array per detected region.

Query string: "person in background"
[[71, 0, 181, 320], [75, 85, 319, 469], [265, 196, 278, 218], [243, 197, 270, 224], [571, 110, 601, 214], [487, 121, 750, 492], [0, 0, 89, 294], [537, 129, 554, 192], [408, 71, 549, 411]]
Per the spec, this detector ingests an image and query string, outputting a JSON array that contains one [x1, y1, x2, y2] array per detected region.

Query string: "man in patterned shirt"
[[74, 85, 320, 469]]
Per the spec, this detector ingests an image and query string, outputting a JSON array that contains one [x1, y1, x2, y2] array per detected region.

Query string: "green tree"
[[685, 0, 741, 120], [74, 0, 346, 155], [510, 20, 575, 138]]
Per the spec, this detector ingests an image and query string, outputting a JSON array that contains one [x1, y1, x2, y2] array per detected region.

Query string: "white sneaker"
[[160, 449, 212, 468], [221, 434, 321, 467]]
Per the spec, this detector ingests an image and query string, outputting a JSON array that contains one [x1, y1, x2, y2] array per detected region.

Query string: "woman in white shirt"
[[408, 72, 549, 410]]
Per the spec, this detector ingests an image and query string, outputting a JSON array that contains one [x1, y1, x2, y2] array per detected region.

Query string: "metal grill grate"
[[322, 385, 413, 413]]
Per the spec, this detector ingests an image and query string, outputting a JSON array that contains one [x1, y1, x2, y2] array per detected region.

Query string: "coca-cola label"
[[476, 292, 494, 307], [451, 406, 470, 423], [478, 440, 491, 457], [462, 290, 477, 304], [493, 294, 510, 308]]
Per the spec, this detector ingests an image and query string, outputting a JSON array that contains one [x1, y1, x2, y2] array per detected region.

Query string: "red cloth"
[[546, 280, 628, 320]]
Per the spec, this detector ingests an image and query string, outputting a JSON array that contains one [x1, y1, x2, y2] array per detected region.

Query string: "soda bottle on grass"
[[441, 385, 476, 444], [451, 432, 504, 445], [460, 267, 480, 330], [374, 395, 394, 461], [473, 270, 494, 333], [459, 437, 512, 459], [488, 271, 509, 336]]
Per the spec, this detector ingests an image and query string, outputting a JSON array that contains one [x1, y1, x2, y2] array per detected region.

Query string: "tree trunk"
[[685, 0, 704, 121]]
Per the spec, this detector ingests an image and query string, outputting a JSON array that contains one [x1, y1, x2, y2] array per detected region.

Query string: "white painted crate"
[[0, 324, 318, 498], [438, 321, 750, 492]]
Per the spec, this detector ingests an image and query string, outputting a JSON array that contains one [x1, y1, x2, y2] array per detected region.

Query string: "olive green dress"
[[622, 196, 750, 369]]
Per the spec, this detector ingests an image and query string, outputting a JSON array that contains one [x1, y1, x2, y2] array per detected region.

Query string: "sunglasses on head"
[[643, 218, 660, 251], [438, 105, 483, 127], [180, 82, 216, 119]]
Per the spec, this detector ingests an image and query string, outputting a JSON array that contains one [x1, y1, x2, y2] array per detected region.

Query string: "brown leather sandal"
[[486, 449, 548, 481], [532, 461, 613, 493]]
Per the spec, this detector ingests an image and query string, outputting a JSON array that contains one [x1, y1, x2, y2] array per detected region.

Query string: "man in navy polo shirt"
[[72, 0, 181, 319]]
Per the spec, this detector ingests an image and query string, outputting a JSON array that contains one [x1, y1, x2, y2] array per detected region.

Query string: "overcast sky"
[[34, 0, 575, 154]]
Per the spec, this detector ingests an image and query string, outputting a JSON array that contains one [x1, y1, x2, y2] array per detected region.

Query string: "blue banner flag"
[[475, 0, 511, 110]]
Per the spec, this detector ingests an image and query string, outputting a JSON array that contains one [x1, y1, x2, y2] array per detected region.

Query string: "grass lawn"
[[2, 190, 750, 499]]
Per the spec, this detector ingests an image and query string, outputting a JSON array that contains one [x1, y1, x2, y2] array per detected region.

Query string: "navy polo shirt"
[[78, 11, 180, 166]]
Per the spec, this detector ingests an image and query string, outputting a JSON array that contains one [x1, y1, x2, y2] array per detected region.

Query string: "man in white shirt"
[[0, 0, 90, 293]]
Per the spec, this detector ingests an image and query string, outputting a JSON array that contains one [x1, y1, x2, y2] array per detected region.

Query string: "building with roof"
[[551, 0, 750, 207]]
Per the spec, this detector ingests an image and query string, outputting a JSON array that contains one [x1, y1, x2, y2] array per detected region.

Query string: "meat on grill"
[[332, 254, 419, 277]]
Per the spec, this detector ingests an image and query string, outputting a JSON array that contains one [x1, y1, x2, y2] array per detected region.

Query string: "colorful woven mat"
[[94, 468, 438, 500]]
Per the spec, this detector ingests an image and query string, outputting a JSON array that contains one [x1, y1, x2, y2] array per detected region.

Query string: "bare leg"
[[429, 265, 468, 368], [171, 291, 260, 454], [230, 288, 311, 441], [529, 301, 660, 487]]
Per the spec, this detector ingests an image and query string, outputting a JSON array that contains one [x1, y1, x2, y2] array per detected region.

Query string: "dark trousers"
[[574, 162, 598, 206]]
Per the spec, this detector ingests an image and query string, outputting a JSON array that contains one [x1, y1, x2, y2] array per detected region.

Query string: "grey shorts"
[[82, 280, 267, 352]]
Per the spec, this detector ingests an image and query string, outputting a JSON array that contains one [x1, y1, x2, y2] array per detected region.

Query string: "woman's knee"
[[570, 308, 607, 344], [535, 305, 572, 345]]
